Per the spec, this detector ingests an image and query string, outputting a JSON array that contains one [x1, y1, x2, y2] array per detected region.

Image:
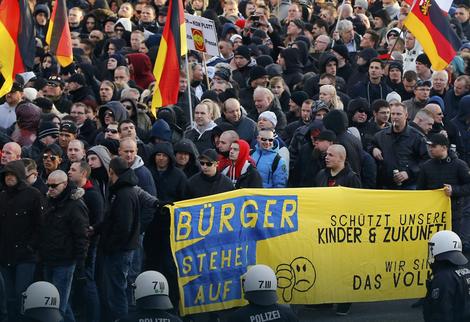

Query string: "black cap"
[[316, 129, 336, 142], [234, 45, 251, 61], [60, 120, 78, 134], [416, 79, 432, 88], [416, 53, 432, 69], [312, 100, 330, 113], [198, 149, 218, 163], [290, 91, 309, 106], [109, 157, 129, 175], [10, 82, 24, 92], [67, 73, 86, 86], [38, 121, 59, 140], [426, 133, 449, 147], [214, 69, 231, 82], [248, 66, 268, 84]]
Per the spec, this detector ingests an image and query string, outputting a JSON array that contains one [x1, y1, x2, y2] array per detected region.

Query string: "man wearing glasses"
[[186, 148, 234, 199], [0, 160, 43, 321], [251, 128, 288, 188], [40, 169, 89, 322], [39, 144, 63, 182]]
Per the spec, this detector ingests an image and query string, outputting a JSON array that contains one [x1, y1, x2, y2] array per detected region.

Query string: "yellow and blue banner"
[[169, 187, 451, 315]]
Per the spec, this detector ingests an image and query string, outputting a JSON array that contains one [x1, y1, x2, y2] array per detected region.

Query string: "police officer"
[[424, 230, 470, 322], [20, 281, 62, 322], [118, 270, 182, 322], [226, 264, 299, 322]]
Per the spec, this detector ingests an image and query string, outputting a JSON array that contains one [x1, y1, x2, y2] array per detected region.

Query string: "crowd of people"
[[1, 0, 470, 321]]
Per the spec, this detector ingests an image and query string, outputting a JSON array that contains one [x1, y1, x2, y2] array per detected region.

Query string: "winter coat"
[[315, 164, 361, 188], [101, 168, 140, 253], [371, 125, 428, 189], [131, 155, 156, 196], [186, 172, 234, 199], [184, 122, 217, 154], [290, 141, 326, 188], [0, 161, 43, 265], [417, 153, 470, 223], [281, 48, 304, 92], [251, 142, 288, 188], [173, 139, 200, 178], [81, 180, 104, 244], [78, 118, 98, 146], [40, 186, 89, 266], [351, 79, 392, 103], [215, 114, 258, 143]]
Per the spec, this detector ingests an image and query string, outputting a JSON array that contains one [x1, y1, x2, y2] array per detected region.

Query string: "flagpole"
[[331, 0, 346, 47], [185, 54, 194, 129]]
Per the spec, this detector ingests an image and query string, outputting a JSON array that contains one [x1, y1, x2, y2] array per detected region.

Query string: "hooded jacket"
[[323, 110, 363, 176], [251, 141, 288, 188], [0, 161, 43, 265], [403, 38, 422, 72], [281, 48, 303, 92], [87, 145, 111, 199], [130, 155, 156, 197], [183, 121, 218, 154], [40, 185, 89, 266], [121, 98, 152, 133], [173, 138, 200, 178], [101, 168, 140, 253], [126, 53, 155, 90], [221, 139, 263, 188]]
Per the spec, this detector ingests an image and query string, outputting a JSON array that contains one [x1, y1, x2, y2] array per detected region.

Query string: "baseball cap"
[[198, 149, 218, 163], [426, 133, 449, 147], [60, 120, 78, 134]]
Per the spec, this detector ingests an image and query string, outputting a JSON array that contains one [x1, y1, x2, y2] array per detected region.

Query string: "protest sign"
[[168, 187, 451, 315], [184, 14, 219, 56]]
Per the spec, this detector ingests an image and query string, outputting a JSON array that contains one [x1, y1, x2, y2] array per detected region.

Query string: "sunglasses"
[[260, 137, 274, 142], [47, 181, 65, 189], [105, 128, 118, 134], [43, 154, 58, 161], [199, 161, 214, 167]]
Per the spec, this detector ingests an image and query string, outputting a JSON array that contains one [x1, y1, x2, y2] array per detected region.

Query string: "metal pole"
[[185, 54, 194, 128]]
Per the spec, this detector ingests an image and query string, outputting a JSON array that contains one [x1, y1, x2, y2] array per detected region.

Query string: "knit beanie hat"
[[234, 45, 251, 61], [258, 111, 277, 127], [416, 53, 431, 69], [38, 121, 59, 140], [290, 91, 309, 107]]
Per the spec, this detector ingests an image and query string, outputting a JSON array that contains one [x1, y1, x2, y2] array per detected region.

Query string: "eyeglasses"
[[47, 181, 66, 189], [105, 128, 118, 134], [260, 137, 274, 142], [115, 28, 125, 32], [47, 82, 59, 88], [199, 161, 214, 167], [123, 104, 133, 110], [104, 111, 114, 117], [355, 6, 363, 9], [43, 154, 58, 161]]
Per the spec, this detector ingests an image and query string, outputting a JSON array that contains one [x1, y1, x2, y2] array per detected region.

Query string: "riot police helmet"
[[429, 230, 468, 265], [21, 281, 62, 322], [243, 264, 278, 306], [134, 270, 173, 310]]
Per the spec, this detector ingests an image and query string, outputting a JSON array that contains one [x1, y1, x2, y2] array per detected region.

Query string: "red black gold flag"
[[46, 0, 73, 67], [404, 0, 461, 71], [151, 0, 188, 115], [0, 0, 34, 97]]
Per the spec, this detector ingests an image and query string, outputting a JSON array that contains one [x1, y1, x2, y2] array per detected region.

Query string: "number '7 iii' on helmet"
[[134, 270, 174, 310], [21, 281, 62, 322], [242, 264, 278, 306], [428, 230, 468, 265]]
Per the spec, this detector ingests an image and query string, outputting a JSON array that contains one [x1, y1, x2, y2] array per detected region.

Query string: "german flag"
[[46, 0, 73, 67], [0, 0, 30, 97], [151, 0, 188, 115], [404, 0, 461, 71]]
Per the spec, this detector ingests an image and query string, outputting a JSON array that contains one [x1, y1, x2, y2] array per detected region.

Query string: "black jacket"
[[78, 118, 98, 146], [82, 180, 104, 244], [40, 185, 89, 266], [186, 172, 234, 199], [227, 303, 299, 322], [417, 154, 470, 222], [118, 309, 182, 322], [101, 169, 140, 253], [423, 261, 470, 322], [291, 142, 325, 188], [371, 125, 428, 189], [0, 161, 43, 265], [315, 164, 361, 188]]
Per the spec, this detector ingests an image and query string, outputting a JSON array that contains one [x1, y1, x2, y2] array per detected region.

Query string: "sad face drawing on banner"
[[276, 257, 316, 302]]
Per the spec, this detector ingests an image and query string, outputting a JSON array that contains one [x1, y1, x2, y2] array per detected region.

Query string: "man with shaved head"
[[1, 142, 21, 166], [217, 130, 239, 171], [40, 169, 88, 322], [423, 103, 458, 144], [314, 143, 360, 315], [315, 144, 361, 188]]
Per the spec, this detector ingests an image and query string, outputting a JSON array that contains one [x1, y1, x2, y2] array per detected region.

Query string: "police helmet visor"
[[137, 295, 173, 310], [436, 251, 468, 266], [23, 308, 63, 322], [245, 290, 278, 306]]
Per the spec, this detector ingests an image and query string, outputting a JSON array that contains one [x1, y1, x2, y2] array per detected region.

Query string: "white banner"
[[184, 14, 220, 57]]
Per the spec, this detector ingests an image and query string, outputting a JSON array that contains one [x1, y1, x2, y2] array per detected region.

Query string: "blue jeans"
[[43, 263, 76, 322], [0, 263, 35, 322], [81, 244, 100, 322], [103, 251, 133, 322]]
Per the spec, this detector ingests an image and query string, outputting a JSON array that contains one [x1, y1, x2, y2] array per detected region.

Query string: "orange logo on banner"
[[191, 28, 206, 52]]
